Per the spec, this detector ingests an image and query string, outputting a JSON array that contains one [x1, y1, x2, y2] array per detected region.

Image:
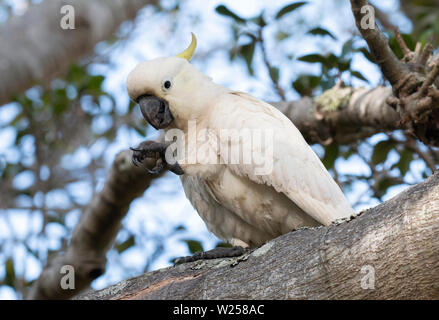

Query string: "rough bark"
[[27, 150, 164, 300], [0, 0, 157, 107], [77, 171, 439, 300]]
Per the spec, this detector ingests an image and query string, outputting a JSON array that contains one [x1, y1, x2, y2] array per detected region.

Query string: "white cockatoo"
[[127, 34, 355, 261]]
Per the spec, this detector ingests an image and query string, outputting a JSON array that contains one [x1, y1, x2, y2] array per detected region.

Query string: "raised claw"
[[130, 141, 185, 176], [146, 158, 164, 175], [130, 147, 145, 167]]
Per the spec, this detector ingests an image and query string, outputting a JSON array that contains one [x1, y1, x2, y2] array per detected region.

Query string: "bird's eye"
[[164, 80, 172, 89]]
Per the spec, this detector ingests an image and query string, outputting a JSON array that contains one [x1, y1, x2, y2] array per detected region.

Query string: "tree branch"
[[27, 150, 164, 300], [350, 0, 409, 85], [77, 171, 439, 300], [351, 0, 439, 146], [0, 0, 157, 107]]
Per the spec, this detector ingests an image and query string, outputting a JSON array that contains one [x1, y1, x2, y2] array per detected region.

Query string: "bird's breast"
[[204, 167, 320, 237]]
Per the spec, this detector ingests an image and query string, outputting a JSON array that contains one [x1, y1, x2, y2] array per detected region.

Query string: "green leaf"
[[9, 112, 24, 126], [375, 176, 401, 195], [115, 235, 135, 254], [4, 258, 15, 287], [275, 2, 307, 19], [396, 149, 413, 176], [13, 94, 33, 109], [292, 74, 321, 96], [337, 58, 351, 72], [371, 140, 396, 165], [270, 67, 280, 83], [324, 53, 339, 69], [356, 47, 376, 63], [215, 5, 246, 23], [297, 53, 327, 64], [47, 213, 64, 225], [239, 41, 256, 75], [67, 64, 87, 83], [88, 75, 105, 92], [341, 39, 355, 58], [128, 100, 137, 112], [307, 27, 336, 39], [133, 125, 147, 137], [251, 13, 266, 27], [53, 88, 68, 115], [341, 147, 355, 160], [275, 31, 290, 41], [388, 32, 416, 59], [351, 70, 369, 82], [25, 244, 39, 259], [174, 224, 186, 231], [215, 242, 233, 248], [322, 143, 339, 169], [183, 239, 204, 254]]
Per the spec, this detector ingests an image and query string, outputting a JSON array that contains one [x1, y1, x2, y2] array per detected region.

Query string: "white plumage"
[[126, 49, 355, 248]]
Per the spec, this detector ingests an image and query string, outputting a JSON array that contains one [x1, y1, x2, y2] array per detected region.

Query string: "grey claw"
[[168, 162, 185, 175], [146, 159, 164, 175], [130, 142, 184, 176], [146, 167, 161, 175], [132, 155, 140, 167]]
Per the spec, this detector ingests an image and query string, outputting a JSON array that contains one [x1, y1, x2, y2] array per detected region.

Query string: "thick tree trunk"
[[0, 0, 157, 107], [77, 172, 439, 300]]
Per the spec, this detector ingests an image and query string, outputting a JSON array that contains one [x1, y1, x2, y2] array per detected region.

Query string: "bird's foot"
[[174, 246, 250, 264], [130, 140, 184, 175]]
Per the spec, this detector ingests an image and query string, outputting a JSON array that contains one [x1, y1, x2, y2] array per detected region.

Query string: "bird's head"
[[126, 33, 216, 130]]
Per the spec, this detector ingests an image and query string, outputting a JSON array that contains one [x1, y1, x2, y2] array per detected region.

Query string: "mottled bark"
[[77, 172, 439, 300], [0, 0, 157, 106], [27, 150, 164, 300]]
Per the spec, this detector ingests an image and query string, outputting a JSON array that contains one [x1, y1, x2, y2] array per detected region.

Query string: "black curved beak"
[[136, 94, 174, 129]]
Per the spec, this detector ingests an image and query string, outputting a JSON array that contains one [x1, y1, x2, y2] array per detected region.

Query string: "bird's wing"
[[213, 91, 355, 225]]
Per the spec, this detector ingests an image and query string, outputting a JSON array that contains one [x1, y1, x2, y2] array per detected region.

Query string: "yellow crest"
[[176, 33, 197, 61]]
